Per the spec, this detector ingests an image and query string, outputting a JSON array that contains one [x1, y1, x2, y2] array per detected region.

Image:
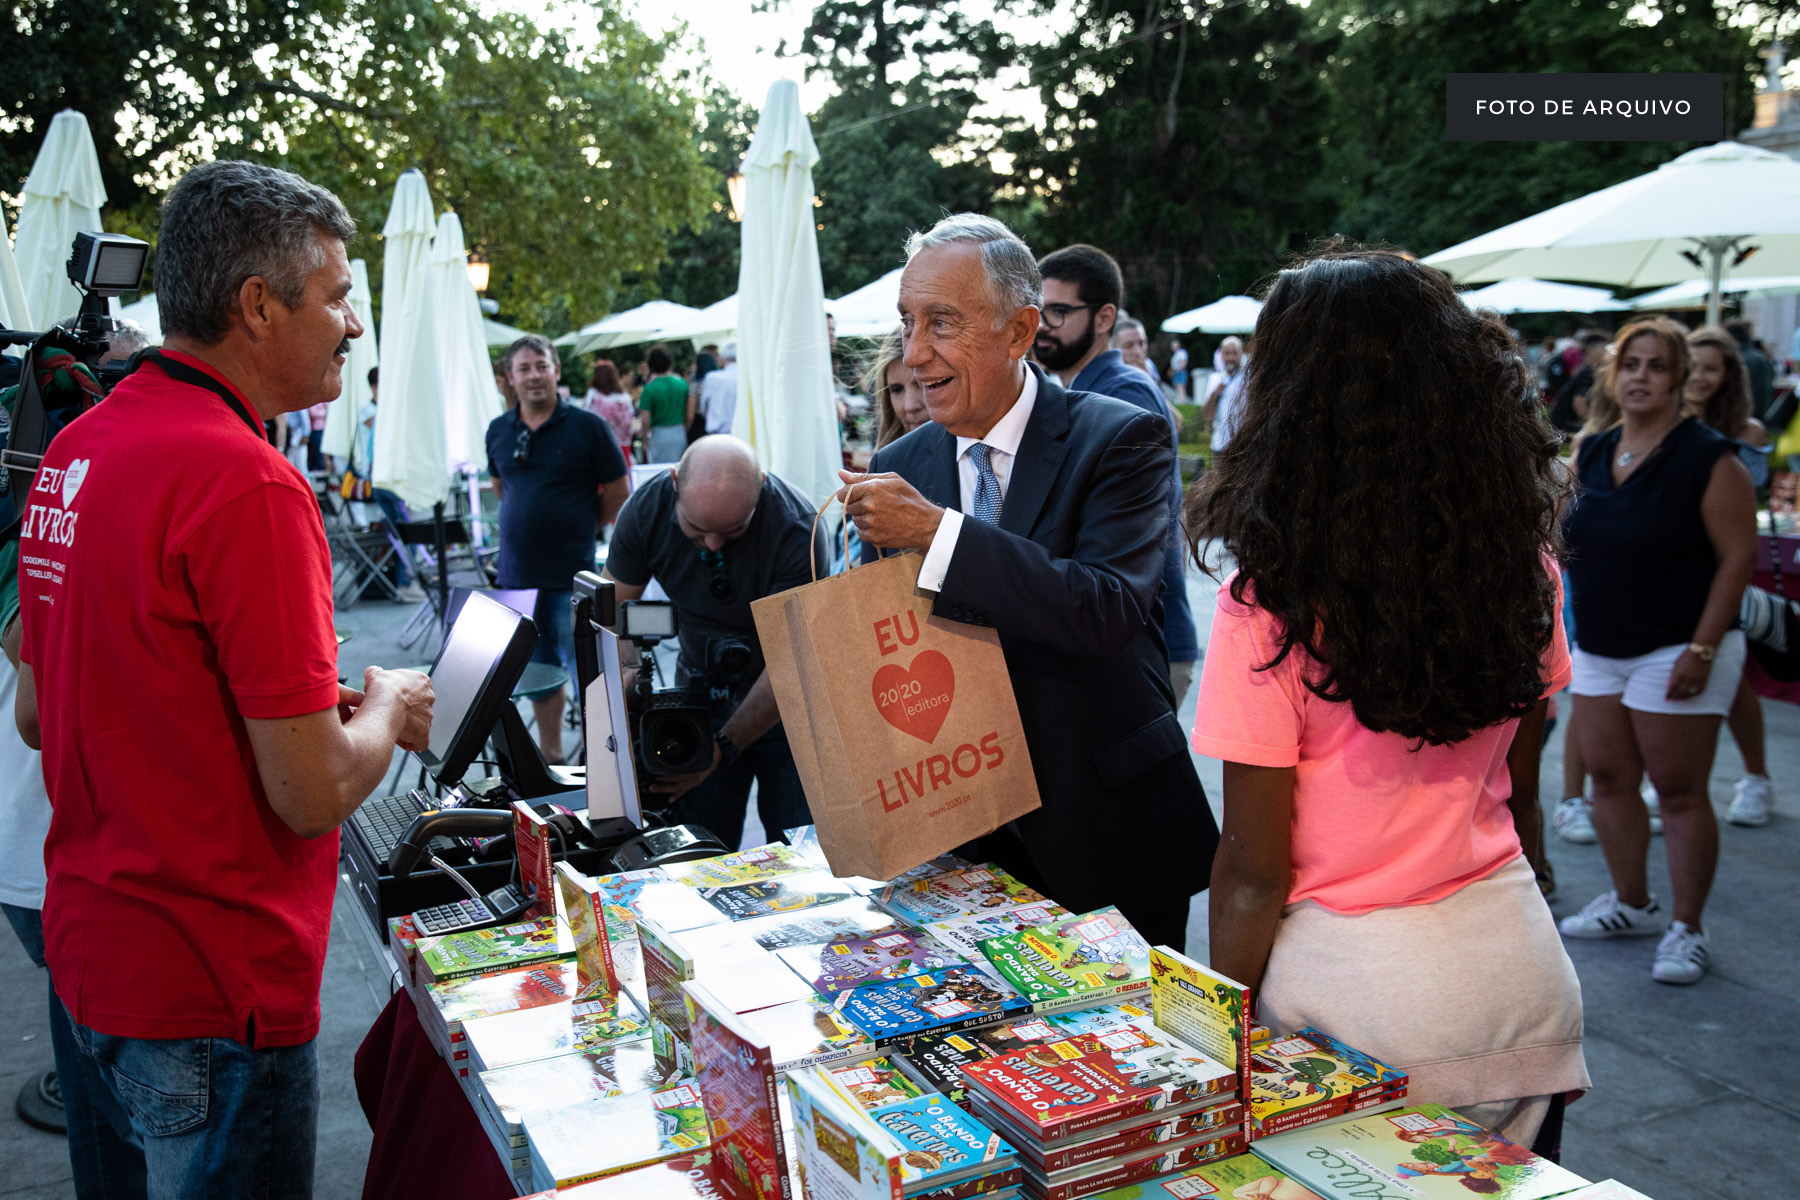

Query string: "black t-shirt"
[[1563, 417, 1735, 658], [485, 402, 627, 590], [1549, 366, 1593, 435], [605, 470, 825, 676]]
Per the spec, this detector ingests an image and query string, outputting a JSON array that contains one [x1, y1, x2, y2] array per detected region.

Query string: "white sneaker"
[[1652, 922, 1709, 985], [1728, 775, 1774, 827], [1559, 891, 1663, 939], [1640, 781, 1664, 835], [392, 583, 427, 604], [1552, 797, 1596, 844]]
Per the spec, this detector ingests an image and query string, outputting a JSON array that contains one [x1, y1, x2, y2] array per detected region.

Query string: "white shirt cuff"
[[916, 508, 964, 593]]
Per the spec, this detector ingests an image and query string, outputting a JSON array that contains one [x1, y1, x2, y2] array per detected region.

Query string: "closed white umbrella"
[[655, 294, 738, 346], [1423, 142, 1800, 327], [831, 267, 903, 338], [14, 110, 106, 329], [1161, 295, 1262, 335], [0, 219, 29, 336], [1459, 277, 1629, 314], [115, 292, 162, 343], [733, 79, 840, 504], [428, 211, 503, 471], [372, 170, 448, 512], [322, 258, 377, 462], [553, 299, 700, 353], [1632, 274, 1800, 309], [483, 317, 533, 347]]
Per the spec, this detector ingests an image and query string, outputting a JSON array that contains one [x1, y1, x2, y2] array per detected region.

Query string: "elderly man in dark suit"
[[838, 214, 1217, 949]]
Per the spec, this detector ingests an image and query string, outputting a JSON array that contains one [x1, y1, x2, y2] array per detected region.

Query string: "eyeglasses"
[[1040, 303, 1097, 330], [513, 427, 533, 466], [698, 548, 733, 601]]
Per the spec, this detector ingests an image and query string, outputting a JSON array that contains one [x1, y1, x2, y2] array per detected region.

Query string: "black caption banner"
[[1446, 73, 1723, 141]]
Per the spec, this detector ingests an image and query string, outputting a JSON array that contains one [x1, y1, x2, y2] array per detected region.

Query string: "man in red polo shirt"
[[15, 160, 433, 1198]]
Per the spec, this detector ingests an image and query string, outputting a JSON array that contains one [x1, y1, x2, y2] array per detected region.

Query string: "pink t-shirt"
[[1190, 569, 1570, 916]]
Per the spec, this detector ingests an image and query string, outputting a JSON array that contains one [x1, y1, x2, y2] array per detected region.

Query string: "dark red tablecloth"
[[355, 987, 521, 1200]]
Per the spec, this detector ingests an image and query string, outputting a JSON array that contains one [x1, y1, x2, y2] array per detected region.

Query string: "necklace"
[[1616, 413, 1681, 468]]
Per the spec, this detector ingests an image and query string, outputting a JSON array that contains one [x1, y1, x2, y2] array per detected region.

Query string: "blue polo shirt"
[[485, 401, 627, 590], [1072, 350, 1198, 662]]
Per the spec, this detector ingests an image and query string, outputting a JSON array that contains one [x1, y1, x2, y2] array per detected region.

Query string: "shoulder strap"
[[133, 350, 267, 440]]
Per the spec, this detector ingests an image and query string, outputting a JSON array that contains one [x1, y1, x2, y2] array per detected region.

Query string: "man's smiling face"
[[897, 241, 1039, 439]]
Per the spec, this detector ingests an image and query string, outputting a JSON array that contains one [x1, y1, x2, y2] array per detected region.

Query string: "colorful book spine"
[[416, 916, 574, 985], [682, 981, 794, 1200], [836, 968, 1032, 1041], [639, 915, 699, 1073], [1023, 1132, 1246, 1200], [979, 909, 1151, 1013], [556, 860, 618, 999], [513, 801, 556, 918], [959, 1051, 1159, 1143], [786, 1068, 905, 1200], [1022, 1101, 1247, 1174]]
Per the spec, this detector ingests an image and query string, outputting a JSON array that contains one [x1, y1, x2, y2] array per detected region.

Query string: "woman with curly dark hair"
[[1188, 246, 1587, 1145]]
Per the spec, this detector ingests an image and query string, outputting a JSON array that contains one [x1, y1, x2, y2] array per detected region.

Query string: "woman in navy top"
[[1558, 318, 1756, 986]]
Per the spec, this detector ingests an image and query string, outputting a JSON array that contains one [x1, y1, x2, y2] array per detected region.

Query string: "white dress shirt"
[[916, 369, 1039, 592], [700, 361, 739, 434]]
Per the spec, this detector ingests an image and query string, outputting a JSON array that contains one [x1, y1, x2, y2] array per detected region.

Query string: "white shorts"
[[1569, 630, 1746, 716]]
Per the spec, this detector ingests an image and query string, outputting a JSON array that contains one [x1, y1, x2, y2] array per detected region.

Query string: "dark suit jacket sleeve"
[[936, 409, 1173, 657]]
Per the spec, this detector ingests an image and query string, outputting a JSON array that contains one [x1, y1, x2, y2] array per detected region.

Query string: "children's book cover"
[[786, 1068, 905, 1200], [637, 877, 734, 933], [666, 844, 815, 890], [1147, 947, 1251, 1093], [734, 996, 875, 1073], [959, 1049, 1156, 1142], [526, 1079, 712, 1190], [864, 1095, 1016, 1195], [1042, 1008, 1236, 1101], [703, 873, 859, 922], [478, 1038, 682, 1145], [777, 926, 966, 994], [890, 1020, 1060, 1102], [513, 801, 557, 918], [876, 867, 1048, 925], [1247, 1031, 1407, 1135], [1090, 1153, 1325, 1200], [463, 988, 652, 1073], [388, 914, 426, 983], [1249, 1104, 1590, 1200], [884, 853, 979, 887], [825, 1057, 928, 1113], [682, 981, 794, 1200], [1027, 1100, 1248, 1174], [836, 968, 1031, 1040], [417, 916, 575, 985], [556, 861, 617, 999], [1027, 1134, 1246, 1200], [980, 908, 1151, 1010], [925, 903, 1071, 962], [720, 900, 907, 954], [593, 867, 671, 942], [424, 960, 579, 1068]]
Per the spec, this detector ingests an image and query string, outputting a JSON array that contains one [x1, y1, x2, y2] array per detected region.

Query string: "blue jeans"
[[526, 588, 576, 698], [372, 487, 413, 587], [668, 726, 810, 850], [59, 1009, 319, 1200]]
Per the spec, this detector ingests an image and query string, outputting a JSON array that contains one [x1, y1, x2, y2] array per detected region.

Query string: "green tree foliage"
[[996, 0, 1339, 330], [254, 0, 713, 332], [1319, 0, 1760, 255], [627, 87, 756, 311]]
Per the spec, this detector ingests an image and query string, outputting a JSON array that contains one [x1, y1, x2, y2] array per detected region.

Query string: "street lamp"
[[727, 172, 747, 223], [466, 249, 490, 293]]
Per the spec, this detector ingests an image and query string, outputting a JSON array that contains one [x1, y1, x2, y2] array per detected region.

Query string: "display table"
[[355, 987, 519, 1200]]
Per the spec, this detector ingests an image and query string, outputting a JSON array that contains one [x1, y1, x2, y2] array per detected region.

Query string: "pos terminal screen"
[[417, 592, 534, 783]]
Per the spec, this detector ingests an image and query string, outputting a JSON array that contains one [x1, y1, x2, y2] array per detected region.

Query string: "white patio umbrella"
[[115, 291, 162, 343], [733, 79, 840, 504], [554, 299, 699, 354], [1161, 295, 1262, 335], [0, 220, 28, 337], [484, 317, 533, 347], [322, 258, 378, 462], [831, 267, 904, 338], [14, 110, 106, 329], [1631, 275, 1800, 309], [1459, 277, 1629, 314], [656, 294, 738, 346], [1423, 142, 1800, 327], [372, 170, 448, 512], [427, 211, 503, 471]]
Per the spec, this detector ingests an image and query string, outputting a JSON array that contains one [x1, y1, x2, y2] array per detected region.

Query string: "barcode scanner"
[[388, 808, 515, 878]]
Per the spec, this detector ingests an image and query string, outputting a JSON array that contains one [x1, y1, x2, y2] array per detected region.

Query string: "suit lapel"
[[999, 367, 1071, 538], [917, 425, 961, 511]]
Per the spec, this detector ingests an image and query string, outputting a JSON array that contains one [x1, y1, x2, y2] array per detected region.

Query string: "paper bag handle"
[[811, 490, 855, 583]]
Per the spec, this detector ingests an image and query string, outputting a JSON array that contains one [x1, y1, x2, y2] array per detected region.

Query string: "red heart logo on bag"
[[872, 650, 956, 743]]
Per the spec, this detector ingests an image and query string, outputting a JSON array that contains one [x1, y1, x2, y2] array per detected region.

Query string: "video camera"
[[1, 232, 151, 510]]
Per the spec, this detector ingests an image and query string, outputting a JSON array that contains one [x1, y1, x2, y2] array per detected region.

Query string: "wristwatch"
[[1686, 641, 1717, 662], [714, 731, 742, 766]]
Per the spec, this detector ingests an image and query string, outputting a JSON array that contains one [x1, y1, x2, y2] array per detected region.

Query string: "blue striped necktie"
[[967, 443, 1002, 524]]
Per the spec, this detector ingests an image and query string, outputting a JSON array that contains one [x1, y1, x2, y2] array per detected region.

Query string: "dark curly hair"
[[1183, 243, 1566, 745]]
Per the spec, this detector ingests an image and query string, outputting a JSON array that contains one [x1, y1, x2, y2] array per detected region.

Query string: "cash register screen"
[[418, 592, 528, 781]]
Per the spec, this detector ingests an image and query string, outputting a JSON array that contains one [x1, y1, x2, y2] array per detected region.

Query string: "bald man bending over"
[[603, 436, 827, 847]]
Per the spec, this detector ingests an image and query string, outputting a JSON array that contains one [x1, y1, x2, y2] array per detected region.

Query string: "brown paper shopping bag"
[[752, 510, 1041, 880]]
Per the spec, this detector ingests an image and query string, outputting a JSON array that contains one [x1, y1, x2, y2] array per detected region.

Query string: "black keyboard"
[[349, 788, 445, 868]]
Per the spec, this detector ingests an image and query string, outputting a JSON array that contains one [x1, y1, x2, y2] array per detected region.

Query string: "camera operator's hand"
[[650, 742, 721, 802], [838, 470, 945, 552], [363, 666, 434, 753]]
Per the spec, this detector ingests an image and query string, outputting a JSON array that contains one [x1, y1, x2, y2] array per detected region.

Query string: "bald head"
[[672, 435, 765, 550]]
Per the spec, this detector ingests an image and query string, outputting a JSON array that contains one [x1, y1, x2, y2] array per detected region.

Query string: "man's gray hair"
[[505, 334, 558, 374], [720, 340, 738, 362], [109, 319, 150, 355], [904, 213, 1042, 322], [156, 161, 356, 344], [1112, 316, 1147, 343]]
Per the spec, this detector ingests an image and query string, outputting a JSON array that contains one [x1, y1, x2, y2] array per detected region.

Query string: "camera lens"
[[715, 642, 753, 682], [650, 722, 703, 767]]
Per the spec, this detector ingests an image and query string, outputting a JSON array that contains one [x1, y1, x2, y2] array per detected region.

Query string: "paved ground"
[[1, 566, 1793, 1197]]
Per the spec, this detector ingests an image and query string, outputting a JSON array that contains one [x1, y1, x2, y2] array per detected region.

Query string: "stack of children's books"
[[1089, 1152, 1328, 1200], [416, 960, 580, 1078], [1245, 1027, 1409, 1138]]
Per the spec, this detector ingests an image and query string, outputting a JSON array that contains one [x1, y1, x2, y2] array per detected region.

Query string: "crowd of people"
[[0, 154, 1794, 1198]]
